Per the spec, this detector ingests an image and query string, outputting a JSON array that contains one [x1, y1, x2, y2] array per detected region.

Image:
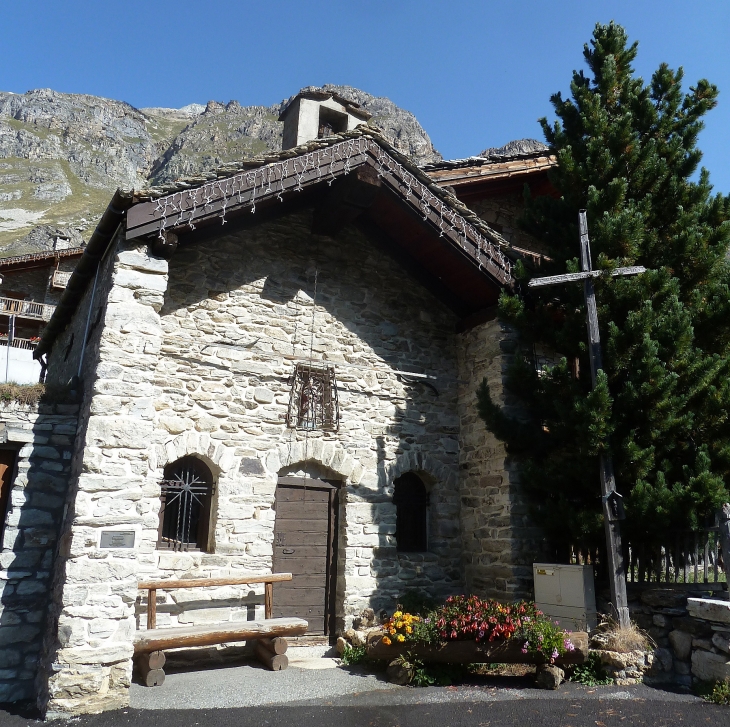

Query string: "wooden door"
[[272, 477, 339, 635], [0, 449, 17, 539]]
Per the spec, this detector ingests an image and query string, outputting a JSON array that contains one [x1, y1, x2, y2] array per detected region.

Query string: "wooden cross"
[[528, 210, 646, 629]]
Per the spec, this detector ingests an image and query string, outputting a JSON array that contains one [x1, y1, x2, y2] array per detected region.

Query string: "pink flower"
[[551, 649, 559, 660], [564, 639, 575, 651]]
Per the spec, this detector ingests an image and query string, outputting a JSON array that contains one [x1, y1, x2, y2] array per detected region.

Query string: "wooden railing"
[[0, 297, 55, 322], [0, 336, 38, 350], [137, 572, 293, 629], [570, 527, 725, 585]]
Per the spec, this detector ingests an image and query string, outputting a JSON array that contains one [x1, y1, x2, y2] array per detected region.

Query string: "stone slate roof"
[[421, 139, 552, 172], [0, 246, 85, 268], [130, 124, 514, 274]]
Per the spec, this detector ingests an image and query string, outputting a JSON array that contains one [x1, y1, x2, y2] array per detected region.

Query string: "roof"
[[127, 124, 515, 288], [0, 246, 85, 271], [278, 89, 372, 122], [424, 151, 556, 201], [38, 125, 520, 359]]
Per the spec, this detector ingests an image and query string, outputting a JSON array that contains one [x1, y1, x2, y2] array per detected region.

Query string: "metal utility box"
[[533, 563, 597, 632]]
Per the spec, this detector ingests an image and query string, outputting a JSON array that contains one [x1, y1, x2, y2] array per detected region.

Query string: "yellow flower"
[[382, 636, 391, 646], [396, 621, 403, 629], [396, 634, 405, 643], [406, 626, 413, 634], [389, 627, 396, 635], [393, 611, 402, 619]]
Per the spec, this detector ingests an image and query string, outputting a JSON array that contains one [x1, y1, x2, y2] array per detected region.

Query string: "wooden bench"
[[135, 573, 308, 685]]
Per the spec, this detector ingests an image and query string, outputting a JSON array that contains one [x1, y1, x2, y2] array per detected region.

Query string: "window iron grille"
[[158, 457, 214, 552], [286, 363, 339, 431]]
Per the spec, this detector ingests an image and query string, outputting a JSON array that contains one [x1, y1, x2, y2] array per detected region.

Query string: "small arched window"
[[158, 456, 214, 552], [393, 473, 429, 553]]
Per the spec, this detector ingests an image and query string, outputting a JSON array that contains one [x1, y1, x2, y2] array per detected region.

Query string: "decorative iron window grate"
[[286, 363, 339, 431], [158, 456, 214, 552]]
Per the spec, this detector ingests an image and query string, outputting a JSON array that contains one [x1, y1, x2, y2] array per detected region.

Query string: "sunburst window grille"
[[286, 364, 339, 431], [158, 456, 214, 552]]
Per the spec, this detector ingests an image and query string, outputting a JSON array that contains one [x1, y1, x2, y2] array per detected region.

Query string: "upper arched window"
[[158, 456, 214, 552], [393, 473, 429, 553]]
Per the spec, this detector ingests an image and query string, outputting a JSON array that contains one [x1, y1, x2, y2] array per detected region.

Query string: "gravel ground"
[[130, 648, 702, 711]]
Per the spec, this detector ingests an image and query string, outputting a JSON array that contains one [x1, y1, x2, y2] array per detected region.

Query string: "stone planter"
[[366, 631, 588, 666]]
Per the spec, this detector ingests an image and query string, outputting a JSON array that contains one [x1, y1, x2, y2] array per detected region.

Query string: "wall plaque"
[[100, 531, 135, 549]]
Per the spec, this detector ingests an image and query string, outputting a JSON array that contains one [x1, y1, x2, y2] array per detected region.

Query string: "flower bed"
[[368, 595, 588, 666]]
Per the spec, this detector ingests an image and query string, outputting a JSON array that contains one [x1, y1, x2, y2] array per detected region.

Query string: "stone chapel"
[[0, 89, 555, 716]]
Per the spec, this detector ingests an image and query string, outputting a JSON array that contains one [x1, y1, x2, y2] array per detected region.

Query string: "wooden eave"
[[0, 247, 84, 272], [426, 155, 556, 201], [126, 133, 516, 307]]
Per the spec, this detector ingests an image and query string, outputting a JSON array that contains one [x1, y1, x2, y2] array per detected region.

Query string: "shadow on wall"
[[157, 208, 466, 621], [0, 398, 78, 705]]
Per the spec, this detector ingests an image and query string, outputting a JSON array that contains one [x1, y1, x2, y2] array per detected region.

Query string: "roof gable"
[[127, 129, 514, 291]]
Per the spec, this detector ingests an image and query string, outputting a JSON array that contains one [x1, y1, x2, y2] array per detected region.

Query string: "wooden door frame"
[[275, 476, 341, 637]]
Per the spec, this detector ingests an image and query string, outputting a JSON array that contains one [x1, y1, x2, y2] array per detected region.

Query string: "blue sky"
[[2, 1, 728, 192]]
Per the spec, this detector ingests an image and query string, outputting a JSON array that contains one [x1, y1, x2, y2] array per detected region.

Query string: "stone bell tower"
[[280, 89, 371, 150]]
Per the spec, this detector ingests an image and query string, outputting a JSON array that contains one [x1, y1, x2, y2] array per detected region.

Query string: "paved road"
[[0, 695, 728, 727], [0, 659, 728, 727]]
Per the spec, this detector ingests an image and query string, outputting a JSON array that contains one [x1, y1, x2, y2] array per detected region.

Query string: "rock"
[[692, 649, 730, 682], [671, 616, 713, 636], [535, 664, 564, 690], [386, 658, 413, 685], [640, 589, 688, 610], [336, 637, 348, 656], [653, 614, 671, 628], [687, 598, 730, 625], [712, 632, 730, 654], [653, 647, 673, 673], [668, 629, 693, 661]]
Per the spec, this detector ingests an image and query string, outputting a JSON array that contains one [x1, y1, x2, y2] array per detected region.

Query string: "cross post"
[[528, 210, 645, 629]]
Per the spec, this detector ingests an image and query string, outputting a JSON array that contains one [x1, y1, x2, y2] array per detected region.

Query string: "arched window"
[[393, 473, 429, 553], [158, 456, 214, 552]]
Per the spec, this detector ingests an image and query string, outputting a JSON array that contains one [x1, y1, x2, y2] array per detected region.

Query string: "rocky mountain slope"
[[0, 85, 441, 256]]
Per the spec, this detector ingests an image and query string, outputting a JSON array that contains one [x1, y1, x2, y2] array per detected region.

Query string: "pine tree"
[[478, 22, 730, 554]]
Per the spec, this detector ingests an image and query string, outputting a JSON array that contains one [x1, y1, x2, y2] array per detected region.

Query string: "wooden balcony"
[[0, 336, 39, 350], [0, 296, 55, 322]]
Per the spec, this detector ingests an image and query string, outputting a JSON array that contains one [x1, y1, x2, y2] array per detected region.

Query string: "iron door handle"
[[282, 548, 294, 554]]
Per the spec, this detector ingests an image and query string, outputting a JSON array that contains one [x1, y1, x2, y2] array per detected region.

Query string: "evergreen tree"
[[478, 22, 730, 554]]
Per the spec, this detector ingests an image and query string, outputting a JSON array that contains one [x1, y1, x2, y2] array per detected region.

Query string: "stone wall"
[[468, 192, 548, 258], [36, 207, 473, 716], [0, 400, 78, 703], [457, 316, 540, 600], [622, 586, 729, 688], [146, 209, 464, 623]]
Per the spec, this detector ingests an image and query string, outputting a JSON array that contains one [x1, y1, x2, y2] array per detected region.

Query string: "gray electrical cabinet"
[[533, 563, 597, 632]]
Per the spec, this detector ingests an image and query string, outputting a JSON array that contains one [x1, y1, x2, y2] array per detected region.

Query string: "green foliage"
[[340, 644, 368, 666], [567, 652, 612, 686], [398, 653, 468, 687], [397, 591, 438, 616], [479, 21, 730, 547], [696, 679, 730, 705]]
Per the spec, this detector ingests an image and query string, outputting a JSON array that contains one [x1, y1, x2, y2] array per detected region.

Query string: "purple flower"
[[551, 648, 559, 660], [424, 618, 431, 623], [564, 639, 575, 652]]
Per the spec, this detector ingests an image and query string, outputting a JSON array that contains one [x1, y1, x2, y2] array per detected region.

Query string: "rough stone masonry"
[[17, 204, 532, 716]]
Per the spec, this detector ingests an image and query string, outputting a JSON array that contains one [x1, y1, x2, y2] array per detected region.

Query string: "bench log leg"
[[138, 651, 166, 687], [255, 641, 288, 671]]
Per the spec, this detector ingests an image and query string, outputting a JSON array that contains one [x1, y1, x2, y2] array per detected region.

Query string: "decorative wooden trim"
[[126, 137, 514, 289]]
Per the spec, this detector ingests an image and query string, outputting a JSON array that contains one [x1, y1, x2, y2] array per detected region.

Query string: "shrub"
[[568, 652, 612, 686]]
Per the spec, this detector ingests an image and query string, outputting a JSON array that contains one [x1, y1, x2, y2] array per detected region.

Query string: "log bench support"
[[134, 573, 307, 685]]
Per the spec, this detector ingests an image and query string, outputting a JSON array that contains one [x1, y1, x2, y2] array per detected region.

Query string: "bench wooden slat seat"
[[134, 572, 306, 683], [134, 616, 309, 654]]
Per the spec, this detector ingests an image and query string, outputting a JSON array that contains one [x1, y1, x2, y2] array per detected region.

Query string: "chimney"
[[279, 90, 371, 150]]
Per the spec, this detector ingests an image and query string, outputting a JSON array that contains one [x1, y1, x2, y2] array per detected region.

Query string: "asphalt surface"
[[0, 657, 728, 726]]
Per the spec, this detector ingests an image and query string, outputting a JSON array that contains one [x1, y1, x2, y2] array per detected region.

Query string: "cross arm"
[[528, 266, 646, 288]]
